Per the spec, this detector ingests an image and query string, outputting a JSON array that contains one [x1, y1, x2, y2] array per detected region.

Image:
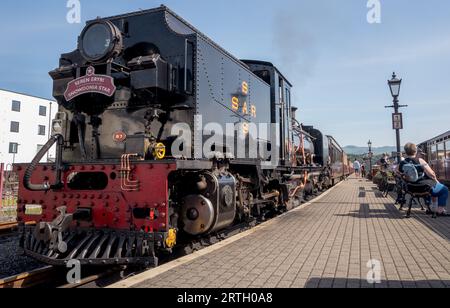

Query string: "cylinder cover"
[[181, 195, 215, 236]]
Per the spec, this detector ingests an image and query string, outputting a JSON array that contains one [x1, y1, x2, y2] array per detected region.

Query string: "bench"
[[401, 182, 434, 219]]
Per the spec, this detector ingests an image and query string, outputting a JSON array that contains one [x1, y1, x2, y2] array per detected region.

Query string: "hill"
[[343, 146, 397, 156]]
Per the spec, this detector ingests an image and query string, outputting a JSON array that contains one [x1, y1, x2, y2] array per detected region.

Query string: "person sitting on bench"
[[399, 143, 449, 217]]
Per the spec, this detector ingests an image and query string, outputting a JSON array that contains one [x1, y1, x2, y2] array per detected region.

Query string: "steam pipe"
[[77, 124, 87, 160], [73, 113, 87, 160], [23, 134, 64, 191]]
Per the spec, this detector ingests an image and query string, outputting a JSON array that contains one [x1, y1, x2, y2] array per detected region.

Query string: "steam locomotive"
[[15, 6, 351, 267]]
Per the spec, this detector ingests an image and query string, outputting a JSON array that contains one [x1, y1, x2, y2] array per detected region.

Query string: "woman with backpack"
[[398, 143, 449, 217]]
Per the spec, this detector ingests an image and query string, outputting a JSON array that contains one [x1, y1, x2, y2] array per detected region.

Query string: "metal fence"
[[1, 163, 18, 221]]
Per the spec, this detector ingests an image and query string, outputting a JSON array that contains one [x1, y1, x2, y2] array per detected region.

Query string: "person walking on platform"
[[399, 143, 449, 217], [379, 153, 390, 171], [353, 160, 361, 178]]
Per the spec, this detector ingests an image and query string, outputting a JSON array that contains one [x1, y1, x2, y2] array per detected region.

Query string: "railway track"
[[0, 266, 56, 288], [0, 222, 18, 233], [0, 221, 36, 234], [0, 224, 256, 289], [59, 268, 124, 288], [0, 266, 123, 289]]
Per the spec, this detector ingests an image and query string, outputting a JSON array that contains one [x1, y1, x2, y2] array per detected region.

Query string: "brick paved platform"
[[113, 178, 450, 288]]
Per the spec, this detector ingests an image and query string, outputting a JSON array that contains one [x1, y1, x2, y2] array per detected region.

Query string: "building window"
[[39, 106, 47, 116], [10, 121, 20, 133], [37, 144, 44, 154], [12, 100, 21, 112], [38, 125, 46, 136], [9, 143, 19, 154]]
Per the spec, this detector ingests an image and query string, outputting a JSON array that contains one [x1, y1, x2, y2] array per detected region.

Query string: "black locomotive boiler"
[[15, 6, 351, 267]]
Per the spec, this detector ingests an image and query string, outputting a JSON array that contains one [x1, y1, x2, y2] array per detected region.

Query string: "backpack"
[[402, 161, 424, 183]]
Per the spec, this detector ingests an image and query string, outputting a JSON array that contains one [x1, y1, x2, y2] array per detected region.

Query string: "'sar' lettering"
[[232, 97, 239, 111], [242, 81, 249, 95], [231, 97, 257, 118], [251, 105, 257, 118], [242, 102, 248, 115]]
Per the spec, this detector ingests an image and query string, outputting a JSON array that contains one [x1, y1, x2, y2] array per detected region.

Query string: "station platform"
[[111, 177, 450, 288]]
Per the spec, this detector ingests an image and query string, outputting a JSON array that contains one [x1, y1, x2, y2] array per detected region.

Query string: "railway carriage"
[[419, 131, 450, 185], [303, 126, 347, 187]]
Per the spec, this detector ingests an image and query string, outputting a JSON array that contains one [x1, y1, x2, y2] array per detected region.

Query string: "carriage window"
[[437, 142, 445, 160], [430, 145, 437, 160], [445, 141, 450, 159]]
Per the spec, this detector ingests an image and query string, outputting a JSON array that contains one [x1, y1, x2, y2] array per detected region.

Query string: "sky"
[[0, 0, 449, 147]]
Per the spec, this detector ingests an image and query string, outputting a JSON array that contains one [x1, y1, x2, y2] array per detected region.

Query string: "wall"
[[0, 89, 57, 168]]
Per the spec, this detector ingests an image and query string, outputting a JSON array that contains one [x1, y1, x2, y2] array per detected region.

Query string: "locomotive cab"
[[241, 60, 294, 167]]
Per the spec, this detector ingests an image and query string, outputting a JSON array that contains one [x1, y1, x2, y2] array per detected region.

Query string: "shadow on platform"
[[304, 277, 449, 288], [411, 213, 450, 243], [335, 203, 404, 220], [335, 203, 450, 242]]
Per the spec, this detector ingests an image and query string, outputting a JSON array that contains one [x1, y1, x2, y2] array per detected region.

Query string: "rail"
[[59, 268, 122, 288], [0, 265, 122, 289], [0, 222, 18, 233], [0, 221, 35, 234], [0, 266, 56, 288]]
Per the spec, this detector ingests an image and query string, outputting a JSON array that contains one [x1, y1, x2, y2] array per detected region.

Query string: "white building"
[[0, 89, 57, 168]]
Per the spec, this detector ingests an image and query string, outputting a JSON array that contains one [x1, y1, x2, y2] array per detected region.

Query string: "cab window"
[[254, 70, 271, 85]]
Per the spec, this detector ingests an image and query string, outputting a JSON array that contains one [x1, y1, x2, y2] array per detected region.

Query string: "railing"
[[1, 163, 18, 221]]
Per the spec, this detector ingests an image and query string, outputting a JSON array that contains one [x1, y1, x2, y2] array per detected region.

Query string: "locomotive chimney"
[[291, 107, 298, 120]]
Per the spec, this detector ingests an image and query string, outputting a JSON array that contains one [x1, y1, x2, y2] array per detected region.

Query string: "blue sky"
[[0, 0, 449, 147]]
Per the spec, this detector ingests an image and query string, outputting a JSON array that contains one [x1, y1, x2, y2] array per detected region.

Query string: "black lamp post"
[[368, 140, 373, 179], [386, 72, 407, 164]]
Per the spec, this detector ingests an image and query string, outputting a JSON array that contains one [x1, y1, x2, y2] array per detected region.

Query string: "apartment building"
[[0, 88, 57, 167]]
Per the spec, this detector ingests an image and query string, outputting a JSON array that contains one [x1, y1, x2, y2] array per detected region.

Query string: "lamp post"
[[368, 140, 373, 180], [386, 72, 407, 164]]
